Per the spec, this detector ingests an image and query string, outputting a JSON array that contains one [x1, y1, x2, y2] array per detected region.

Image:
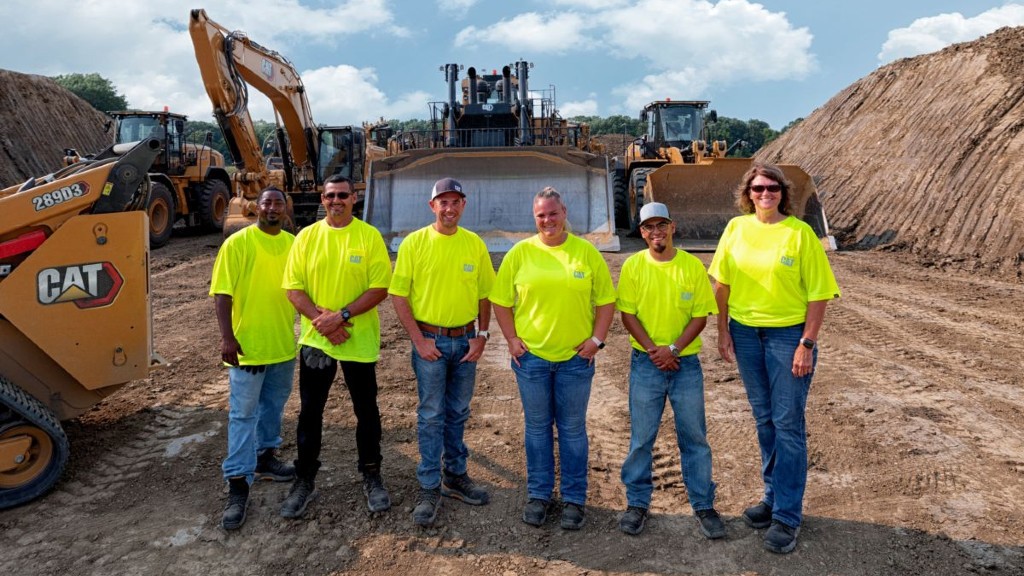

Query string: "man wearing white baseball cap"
[[390, 177, 496, 527], [615, 202, 725, 539]]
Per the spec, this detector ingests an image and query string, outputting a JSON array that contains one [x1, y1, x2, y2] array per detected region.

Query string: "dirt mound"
[[0, 69, 111, 188], [756, 26, 1024, 278]]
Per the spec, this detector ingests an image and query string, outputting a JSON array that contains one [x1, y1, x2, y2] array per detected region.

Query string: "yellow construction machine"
[[363, 62, 618, 252], [189, 9, 385, 234], [0, 138, 165, 509], [65, 110, 231, 248], [612, 100, 830, 249]]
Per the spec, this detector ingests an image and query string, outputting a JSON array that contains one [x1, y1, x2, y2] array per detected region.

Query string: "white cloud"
[[454, 12, 589, 52], [877, 4, 1024, 64], [560, 99, 599, 117], [551, 0, 630, 7], [0, 0, 410, 124], [603, 0, 816, 111], [447, 0, 815, 113], [302, 66, 431, 125], [438, 0, 478, 12]]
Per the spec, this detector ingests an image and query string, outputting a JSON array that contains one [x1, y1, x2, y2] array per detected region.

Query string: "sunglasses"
[[640, 221, 672, 233], [323, 191, 352, 200], [749, 184, 782, 194]]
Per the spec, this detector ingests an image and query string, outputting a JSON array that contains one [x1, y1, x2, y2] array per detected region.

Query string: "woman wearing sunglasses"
[[708, 163, 840, 554]]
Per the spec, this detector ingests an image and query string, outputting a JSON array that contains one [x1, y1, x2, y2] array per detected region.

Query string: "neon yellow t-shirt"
[[388, 225, 495, 327], [616, 249, 718, 356], [282, 219, 392, 362], [491, 234, 616, 362], [708, 214, 840, 327], [209, 225, 297, 365]]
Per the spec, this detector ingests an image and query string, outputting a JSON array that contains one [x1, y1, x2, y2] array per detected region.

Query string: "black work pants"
[[294, 353, 382, 480]]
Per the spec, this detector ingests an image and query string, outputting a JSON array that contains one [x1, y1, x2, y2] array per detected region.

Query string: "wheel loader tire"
[[147, 181, 175, 249], [198, 179, 231, 233], [0, 376, 70, 510], [612, 170, 630, 230], [628, 168, 655, 237], [316, 205, 327, 221]]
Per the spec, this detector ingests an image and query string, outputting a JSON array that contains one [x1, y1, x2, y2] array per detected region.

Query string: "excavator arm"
[[189, 8, 321, 232]]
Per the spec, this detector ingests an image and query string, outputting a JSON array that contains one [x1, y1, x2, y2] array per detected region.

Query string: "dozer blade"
[[645, 158, 831, 251], [365, 147, 619, 252]]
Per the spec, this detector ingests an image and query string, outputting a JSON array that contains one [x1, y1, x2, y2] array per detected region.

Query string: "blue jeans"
[[621, 350, 716, 511], [511, 351, 594, 506], [222, 359, 295, 483], [730, 319, 816, 528], [412, 332, 477, 489]]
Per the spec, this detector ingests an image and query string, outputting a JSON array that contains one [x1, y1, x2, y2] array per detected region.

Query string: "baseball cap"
[[638, 202, 672, 225], [431, 177, 465, 200]]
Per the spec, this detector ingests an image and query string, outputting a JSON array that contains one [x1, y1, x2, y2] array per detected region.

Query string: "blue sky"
[[1, 1, 1022, 129]]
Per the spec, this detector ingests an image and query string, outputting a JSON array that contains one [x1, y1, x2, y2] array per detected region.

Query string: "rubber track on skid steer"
[[0, 375, 70, 509]]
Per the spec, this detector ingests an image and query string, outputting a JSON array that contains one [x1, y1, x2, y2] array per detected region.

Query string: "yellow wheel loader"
[[65, 111, 232, 248], [0, 138, 165, 509], [363, 62, 618, 252], [613, 101, 830, 249]]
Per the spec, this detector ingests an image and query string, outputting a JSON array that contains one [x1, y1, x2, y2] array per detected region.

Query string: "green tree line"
[[56, 72, 800, 160]]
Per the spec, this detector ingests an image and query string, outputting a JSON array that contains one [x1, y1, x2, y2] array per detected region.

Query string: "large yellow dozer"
[[363, 62, 618, 252], [613, 101, 830, 250], [0, 138, 165, 509]]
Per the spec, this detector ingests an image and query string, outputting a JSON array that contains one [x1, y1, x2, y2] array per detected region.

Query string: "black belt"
[[416, 321, 474, 337]]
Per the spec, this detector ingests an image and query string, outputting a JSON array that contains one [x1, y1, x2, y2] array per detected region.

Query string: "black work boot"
[[280, 477, 317, 519], [222, 476, 250, 530], [255, 449, 296, 482], [363, 470, 392, 513]]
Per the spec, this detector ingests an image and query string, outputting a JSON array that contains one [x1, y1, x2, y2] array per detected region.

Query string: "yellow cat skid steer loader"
[[0, 138, 164, 509]]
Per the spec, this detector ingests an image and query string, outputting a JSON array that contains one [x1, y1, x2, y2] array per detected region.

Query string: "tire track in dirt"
[[805, 253, 1024, 541]]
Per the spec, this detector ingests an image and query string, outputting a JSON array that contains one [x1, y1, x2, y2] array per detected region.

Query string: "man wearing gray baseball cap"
[[615, 202, 725, 538], [390, 177, 496, 527]]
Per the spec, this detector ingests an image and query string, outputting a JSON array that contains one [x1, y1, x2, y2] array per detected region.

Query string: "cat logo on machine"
[[37, 262, 124, 309]]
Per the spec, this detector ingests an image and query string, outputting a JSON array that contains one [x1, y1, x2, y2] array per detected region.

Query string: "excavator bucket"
[[364, 147, 619, 252], [644, 158, 830, 250]]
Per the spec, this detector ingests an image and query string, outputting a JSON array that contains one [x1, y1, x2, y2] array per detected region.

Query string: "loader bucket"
[[364, 147, 619, 252], [645, 158, 830, 250]]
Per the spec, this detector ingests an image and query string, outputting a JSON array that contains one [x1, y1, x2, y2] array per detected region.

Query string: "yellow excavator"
[[0, 138, 165, 509], [363, 62, 618, 252], [189, 8, 385, 234], [612, 100, 830, 249]]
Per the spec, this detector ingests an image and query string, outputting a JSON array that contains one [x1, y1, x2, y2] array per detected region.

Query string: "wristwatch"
[[590, 336, 605, 350], [799, 337, 816, 349], [341, 307, 352, 321], [477, 330, 490, 340], [668, 344, 679, 355]]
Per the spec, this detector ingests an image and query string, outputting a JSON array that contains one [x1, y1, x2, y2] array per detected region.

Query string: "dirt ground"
[[1, 230, 1022, 576]]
